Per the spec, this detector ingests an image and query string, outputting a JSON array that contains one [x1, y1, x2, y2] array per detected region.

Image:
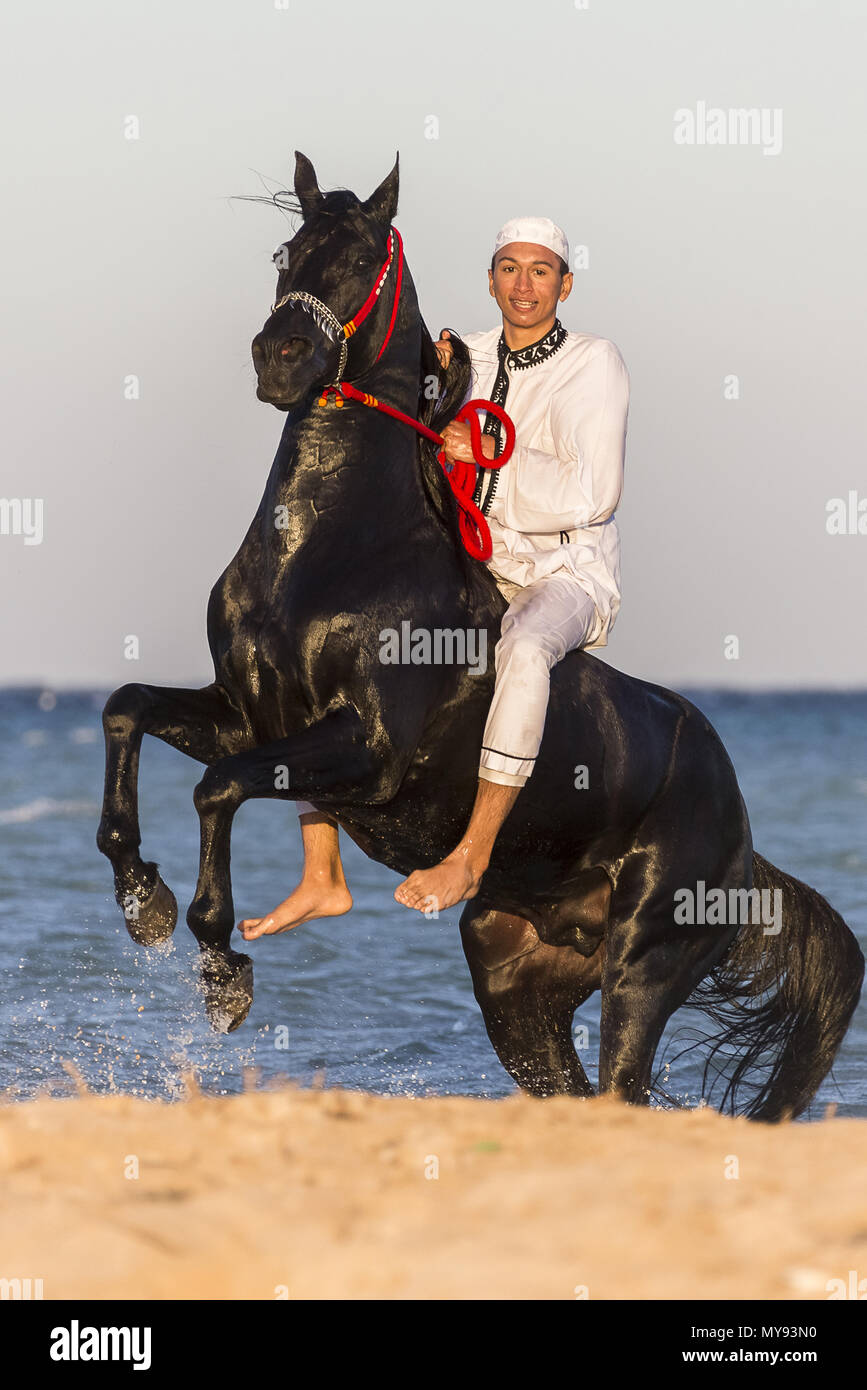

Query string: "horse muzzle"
[[252, 330, 319, 408]]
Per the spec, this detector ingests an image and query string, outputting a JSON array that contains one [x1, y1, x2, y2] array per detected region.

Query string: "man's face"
[[488, 241, 573, 335]]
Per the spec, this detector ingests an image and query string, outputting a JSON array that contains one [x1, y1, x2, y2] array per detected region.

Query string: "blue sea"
[[0, 687, 864, 1115]]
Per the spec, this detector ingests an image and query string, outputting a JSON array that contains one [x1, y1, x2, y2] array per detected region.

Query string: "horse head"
[[252, 152, 402, 411]]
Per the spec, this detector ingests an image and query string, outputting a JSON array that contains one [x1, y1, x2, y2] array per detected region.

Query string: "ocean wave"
[[0, 797, 99, 825]]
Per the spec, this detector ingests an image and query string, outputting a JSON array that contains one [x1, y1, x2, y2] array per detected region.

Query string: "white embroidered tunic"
[[461, 322, 630, 650]]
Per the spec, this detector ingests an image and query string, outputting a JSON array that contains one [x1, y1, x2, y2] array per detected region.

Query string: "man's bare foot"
[[394, 849, 485, 914], [239, 878, 352, 940]]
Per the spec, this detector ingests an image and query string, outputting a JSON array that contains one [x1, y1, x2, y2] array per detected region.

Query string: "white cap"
[[493, 216, 569, 268]]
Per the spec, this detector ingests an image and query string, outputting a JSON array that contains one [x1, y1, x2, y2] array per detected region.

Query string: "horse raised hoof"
[[120, 869, 178, 946], [198, 948, 254, 1033]]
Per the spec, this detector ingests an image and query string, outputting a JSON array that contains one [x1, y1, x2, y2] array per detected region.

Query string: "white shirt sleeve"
[[501, 341, 630, 535]]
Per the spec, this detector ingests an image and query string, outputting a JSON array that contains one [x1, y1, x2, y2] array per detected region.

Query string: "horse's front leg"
[[188, 704, 389, 1031], [97, 682, 249, 945]]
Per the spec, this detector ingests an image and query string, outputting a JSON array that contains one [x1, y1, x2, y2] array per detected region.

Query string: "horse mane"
[[416, 323, 498, 607]]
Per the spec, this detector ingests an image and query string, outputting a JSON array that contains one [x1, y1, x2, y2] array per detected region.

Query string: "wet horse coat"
[[98, 154, 863, 1118]]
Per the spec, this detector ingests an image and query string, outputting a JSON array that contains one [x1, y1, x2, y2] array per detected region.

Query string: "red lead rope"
[[319, 382, 514, 561]]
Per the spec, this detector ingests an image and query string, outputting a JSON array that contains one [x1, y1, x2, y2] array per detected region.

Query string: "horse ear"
[[294, 151, 323, 220], [362, 154, 399, 228]]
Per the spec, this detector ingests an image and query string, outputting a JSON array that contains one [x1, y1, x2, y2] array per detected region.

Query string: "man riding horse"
[[241, 215, 630, 938], [97, 153, 862, 1117]]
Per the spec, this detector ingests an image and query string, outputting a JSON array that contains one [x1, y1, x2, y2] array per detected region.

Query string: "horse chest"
[[209, 562, 313, 701]]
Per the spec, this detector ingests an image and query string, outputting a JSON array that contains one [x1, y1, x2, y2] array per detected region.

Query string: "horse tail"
[[689, 852, 864, 1120]]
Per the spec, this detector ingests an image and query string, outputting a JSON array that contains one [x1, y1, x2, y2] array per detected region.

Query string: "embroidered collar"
[[498, 319, 568, 371], [472, 320, 567, 517]]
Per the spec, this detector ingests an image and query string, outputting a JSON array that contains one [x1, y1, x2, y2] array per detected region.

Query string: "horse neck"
[[269, 270, 431, 518], [343, 260, 423, 415]]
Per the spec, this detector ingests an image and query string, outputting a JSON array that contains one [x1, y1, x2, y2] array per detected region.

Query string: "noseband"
[[270, 226, 402, 387]]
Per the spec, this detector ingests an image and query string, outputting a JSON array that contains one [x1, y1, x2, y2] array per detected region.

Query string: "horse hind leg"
[[598, 776, 750, 1106], [459, 903, 604, 1097]]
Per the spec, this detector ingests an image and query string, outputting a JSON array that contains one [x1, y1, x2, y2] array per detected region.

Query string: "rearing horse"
[[98, 152, 863, 1118]]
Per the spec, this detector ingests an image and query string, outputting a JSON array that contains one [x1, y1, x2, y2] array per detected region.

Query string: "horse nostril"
[[279, 336, 312, 361]]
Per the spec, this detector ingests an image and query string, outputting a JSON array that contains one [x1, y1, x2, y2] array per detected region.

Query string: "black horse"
[[98, 153, 863, 1119]]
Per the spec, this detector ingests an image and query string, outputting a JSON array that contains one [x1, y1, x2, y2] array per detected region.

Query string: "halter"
[[270, 226, 402, 388]]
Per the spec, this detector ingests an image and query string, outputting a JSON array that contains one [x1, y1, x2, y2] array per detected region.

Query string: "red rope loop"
[[320, 384, 514, 562], [437, 399, 514, 561]]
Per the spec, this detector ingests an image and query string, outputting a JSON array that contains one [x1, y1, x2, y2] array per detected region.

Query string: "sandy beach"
[[1, 1083, 865, 1300]]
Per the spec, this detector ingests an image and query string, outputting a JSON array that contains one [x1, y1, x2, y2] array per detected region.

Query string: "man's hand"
[[441, 421, 497, 464], [434, 328, 453, 371]]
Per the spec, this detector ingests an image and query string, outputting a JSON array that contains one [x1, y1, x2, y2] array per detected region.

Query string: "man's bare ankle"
[[449, 840, 489, 876], [302, 871, 346, 890]]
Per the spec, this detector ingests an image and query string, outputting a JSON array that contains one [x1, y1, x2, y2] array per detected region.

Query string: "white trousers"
[[478, 572, 598, 787], [296, 572, 598, 814]]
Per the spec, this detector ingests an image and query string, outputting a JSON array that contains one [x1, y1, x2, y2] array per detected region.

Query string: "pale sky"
[[2, 0, 865, 689]]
